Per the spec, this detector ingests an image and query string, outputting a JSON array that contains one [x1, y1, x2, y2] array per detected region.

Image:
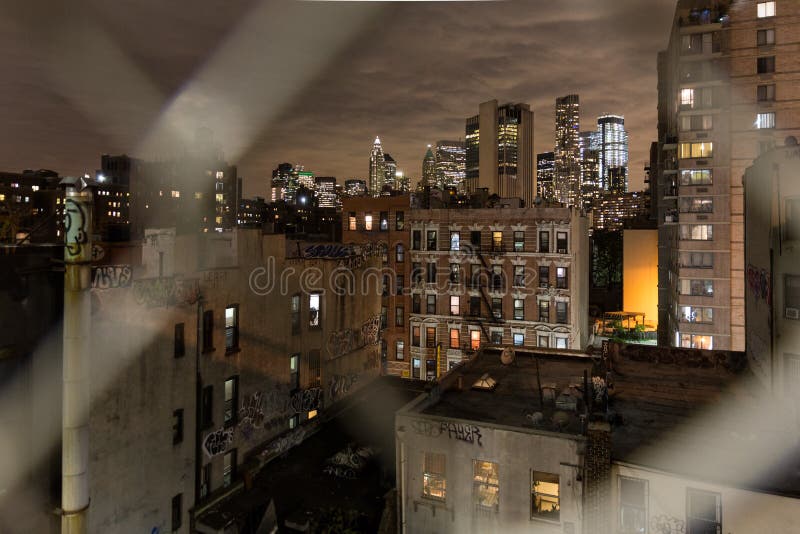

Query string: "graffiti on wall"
[[411, 419, 483, 447], [328, 374, 358, 403], [323, 444, 375, 479], [262, 426, 309, 457], [132, 277, 200, 307], [288, 387, 323, 414], [326, 314, 382, 359], [746, 264, 771, 304], [64, 197, 90, 260], [238, 392, 266, 440], [91, 265, 132, 289], [202, 427, 234, 458]]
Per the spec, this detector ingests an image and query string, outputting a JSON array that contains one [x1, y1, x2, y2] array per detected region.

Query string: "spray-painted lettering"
[[92, 265, 132, 289], [202, 427, 234, 458]]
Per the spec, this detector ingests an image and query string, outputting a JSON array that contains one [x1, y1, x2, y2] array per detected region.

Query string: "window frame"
[[449, 328, 460, 349], [757, 1, 775, 18], [426, 294, 437, 315], [531, 471, 560, 523], [308, 292, 321, 328], [223, 376, 238, 427], [395, 306, 405, 327], [618, 476, 648, 534], [223, 449, 237, 488], [422, 452, 447, 501], [686, 488, 721, 534], [225, 304, 239, 353], [473, 460, 500, 511], [513, 298, 525, 321], [396, 340, 405, 360], [291, 294, 301, 335], [450, 295, 460, 316]]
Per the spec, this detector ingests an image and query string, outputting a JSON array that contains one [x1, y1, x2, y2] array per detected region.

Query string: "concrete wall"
[[396, 408, 584, 534]]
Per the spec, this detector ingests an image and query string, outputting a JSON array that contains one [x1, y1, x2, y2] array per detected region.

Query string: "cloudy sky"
[[1, 0, 677, 197]]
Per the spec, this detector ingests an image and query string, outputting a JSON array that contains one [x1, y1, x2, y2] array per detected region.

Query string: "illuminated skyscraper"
[[597, 114, 629, 191], [344, 179, 368, 197], [368, 136, 386, 196], [384, 153, 397, 191], [421, 145, 436, 187], [433, 140, 466, 190], [554, 94, 582, 206], [464, 100, 535, 206], [271, 162, 293, 202], [579, 130, 602, 210], [536, 152, 555, 202], [314, 176, 338, 208]]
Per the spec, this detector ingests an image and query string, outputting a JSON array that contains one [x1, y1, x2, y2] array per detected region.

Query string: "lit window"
[[513, 231, 524, 252], [309, 293, 320, 327], [171, 190, 180, 198], [756, 112, 775, 129], [348, 212, 356, 231], [365, 214, 373, 231], [680, 224, 713, 241], [223, 376, 238, 426], [449, 328, 460, 349], [412, 325, 421, 346], [450, 231, 460, 251], [450, 295, 460, 316], [194, 192, 203, 200], [423, 452, 446, 501], [556, 267, 567, 289], [513, 333, 524, 346], [679, 334, 714, 350], [619, 477, 648, 534], [757, 1, 775, 18], [470, 330, 481, 350], [680, 169, 712, 185], [679, 142, 713, 159], [225, 305, 239, 352], [380, 211, 389, 231], [680, 279, 714, 297], [426, 327, 436, 348], [427, 230, 437, 250], [531, 471, 560, 521], [473, 460, 499, 510], [289, 354, 300, 390], [680, 88, 695, 107], [396, 243, 404, 262], [492, 231, 503, 251], [680, 306, 714, 324], [513, 299, 524, 320], [396, 340, 404, 360], [687, 489, 721, 533]]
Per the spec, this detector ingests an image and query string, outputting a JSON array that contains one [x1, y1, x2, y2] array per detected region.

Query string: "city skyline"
[[0, 0, 677, 198]]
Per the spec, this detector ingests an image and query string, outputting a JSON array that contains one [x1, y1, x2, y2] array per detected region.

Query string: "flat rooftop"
[[406, 347, 800, 497]]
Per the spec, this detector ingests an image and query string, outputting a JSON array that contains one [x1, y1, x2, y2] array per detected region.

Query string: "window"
[[687, 489, 721, 534], [785, 275, 800, 315], [172, 409, 184, 445], [556, 301, 567, 324], [412, 325, 421, 346], [513, 333, 524, 346], [514, 265, 525, 287], [396, 340, 404, 360], [412, 358, 421, 378], [680, 224, 713, 241], [348, 212, 356, 230], [491, 265, 504, 290], [680, 279, 714, 297], [291, 294, 300, 335], [470, 230, 481, 248], [174, 323, 185, 358], [556, 267, 567, 289], [491, 329, 503, 344], [757, 28, 776, 46], [309, 293, 320, 327], [423, 452, 446, 501], [290, 354, 300, 391], [426, 327, 436, 348], [202, 310, 214, 352], [450, 295, 460, 316], [380, 211, 389, 231], [757, 56, 775, 74], [539, 301, 550, 323], [200, 464, 211, 499], [680, 306, 714, 323], [172, 494, 182, 531], [396, 275, 404, 295], [514, 231, 524, 252], [427, 230, 437, 251], [426, 294, 436, 315], [450, 263, 460, 284], [539, 266, 550, 288], [473, 460, 499, 510], [619, 477, 647, 534], [364, 213, 373, 231], [412, 262, 422, 284], [679, 142, 713, 159], [680, 169, 712, 185], [395, 306, 405, 327], [682, 252, 713, 268], [680, 333, 714, 350], [470, 330, 481, 350], [681, 197, 714, 213], [412, 294, 421, 314], [538, 335, 549, 348], [531, 471, 560, 522], [787, 198, 800, 240], [223, 377, 238, 427], [449, 328, 460, 349], [225, 305, 239, 352], [492, 231, 503, 251], [396, 211, 405, 230], [201, 385, 213, 429], [450, 231, 460, 251], [470, 264, 481, 289], [514, 298, 524, 320], [289, 414, 299, 429], [681, 114, 713, 132], [680, 88, 695, 107], [469, 296, 481, 317], [396, 243, 405, 262], [427, 262, 436, 284], [758, 84, 776, 102], [381, 306, 388, 329], [492, 298, 502, 320], [412, 230, 421, 250], [309, 350, 321, 388], [757, 1, 775, 18], [756, 112, 775, 129], [556, 232, 567, 253], [223, 449, 237, 488], [555, 337, 567, 349]]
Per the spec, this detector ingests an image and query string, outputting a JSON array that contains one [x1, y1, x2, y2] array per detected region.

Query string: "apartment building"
[[655, 0, 800, 351]]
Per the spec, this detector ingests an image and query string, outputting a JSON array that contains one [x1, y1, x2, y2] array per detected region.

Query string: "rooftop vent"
[[472, 373, 497, 391]]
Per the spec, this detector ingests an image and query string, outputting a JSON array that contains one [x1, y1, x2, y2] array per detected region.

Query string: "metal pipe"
[[61, 182, 93, 534]]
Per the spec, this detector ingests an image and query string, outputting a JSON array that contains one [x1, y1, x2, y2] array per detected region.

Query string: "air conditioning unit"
[[786, 308, 800, 320], [557, 248, 567, 254]]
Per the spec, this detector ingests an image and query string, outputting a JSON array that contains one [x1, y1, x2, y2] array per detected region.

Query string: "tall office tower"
[[536, 152, 556, 202], [314, 176, 338, 208], [597, 114, 629, 191], [369, 136, 386, 196], [384, 153, 398, 191], [464, 99, 535, 206], [344, 179, 368, 197], [579, 131, 602, 209], [271, 162, 293, 202], [554, 94, 582, 207], [395, 171, 410, 192], [655, 0, 800, 351], [296, 169, 315, 190], [434, 140, 466, 190], [421, 145, 436, 187]]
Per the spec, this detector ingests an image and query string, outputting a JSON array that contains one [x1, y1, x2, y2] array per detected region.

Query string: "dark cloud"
[[0, 0, 676, 195]]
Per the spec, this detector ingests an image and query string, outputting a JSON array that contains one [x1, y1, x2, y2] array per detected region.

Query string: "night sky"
[[1, 0, 676, 197]]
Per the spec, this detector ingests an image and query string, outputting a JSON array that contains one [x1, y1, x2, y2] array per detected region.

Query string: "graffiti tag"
[[202, 427, 234, 458], [411, 419, 483, 446], [92, 265, 132, 289]]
